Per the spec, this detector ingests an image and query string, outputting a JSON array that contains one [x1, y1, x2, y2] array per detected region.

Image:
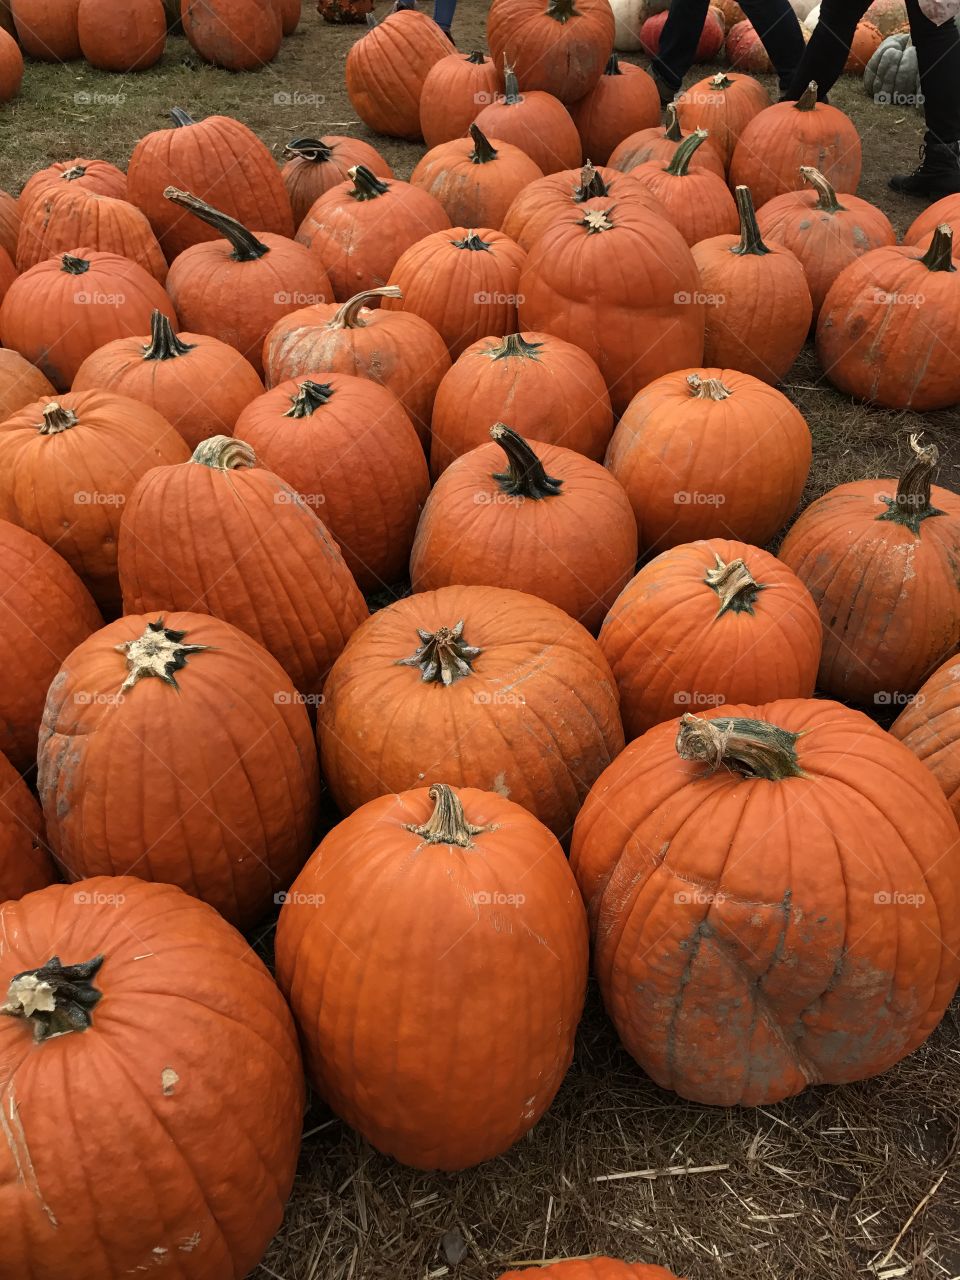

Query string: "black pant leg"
[[651, 0, 712, 94], [907, 0, 960, 143], [738, 0, 807, 92], [784, 0, 870, 100]]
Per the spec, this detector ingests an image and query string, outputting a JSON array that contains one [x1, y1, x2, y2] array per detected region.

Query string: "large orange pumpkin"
[[275, 783, 588, 1170], [903, 192, 960, 248], [410, 125, 544, 231], [118, 436, 368, 699], [16, 186, 167, 280], [126, 109, 294, 261], [38, 612, 321, 928], [0, 878, 305, 1280], [411, 425, 637, 631], [487, 0, 615, 103], [345, 7, 452, 139], [571, 698, 960, 1105], [0, 187, 18, 260], [382, 226, 526, 359], [675, 70, 770, 165], [0, 520, 102, 774], [599, 539, 821, 738], [18, 157, 127, 219], [473, 62, 582, 176], [281, 135, 393, 226], [0, 24, 22, 99], [608, 103, 726, 178], [568, 53, 661, 167], [0, 349, 54, 422], [430, 330, 613, 474], [181, 0, 281, 69], [891, 657, 960, 823], [318, 585, 624, 839], [629, 130, 739, 246], [499, 1262, 682, 1279], [606, 369, 811, 552], [261, 285, 451, 447], [419, 49, 500, 148], [77, 0, 166, 69], [11, 0, 80, 57], [779, 435, 960, 706], [295, 165, 450, 301], [234, 374, 429, 591], [0, 748, 55, 899], [518, 202, 705, 415], [0, 391, 190, 615]]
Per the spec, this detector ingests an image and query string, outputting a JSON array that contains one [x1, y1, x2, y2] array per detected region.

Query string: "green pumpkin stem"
[[488, 333, 544, 361], [396, 619, 481, 685], [605, 52, 621, 75], [465, 49, 487, 64], [284, 137, 334, 163], [676, 714, 806, 781], [469, 124, 498, 165], [60, 253, 90, 275], [2, 955, 105, 1043], [115, 617, 210, 692], [731, 186, 770, 256], [285, 380, 335, 417], [190, 436, 258, 470], [876, 433, 945, 533], [144, 310, 196, 362], [574, 161, 610, 201], [348, 164, 390, 200], [451, 230, 492, 251], [330, 285, 403, 327], [687, 373, 733, 401], [920, 225, 955, 273], [666, 129, 710, 177], [38, 402, 79, 435], [795, 82, 819, 111], [170, 107, 196, 127], [800, 166, 844, 213], [490, 423, 563, 499], [663, 103, 683, 143], [404, 783, 489, 847], [704, 554, 765, 616], [163, 188, 269, 262]]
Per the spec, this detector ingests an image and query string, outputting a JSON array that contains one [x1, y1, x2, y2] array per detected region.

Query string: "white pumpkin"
[[789, 0, 818, 19], [804, 2, 820, 30]]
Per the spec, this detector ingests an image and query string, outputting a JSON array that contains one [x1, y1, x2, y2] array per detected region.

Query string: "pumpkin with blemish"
[[472, 62, 582, 176], [281, 136, 394, 226], [628, 129, 739, 247], [903, 193, 960, 248], [18, 158, 128, 216], [568, 53, 661, 166], [499, 1261, 683, 1279], [11, 0, 81, 58], [0, 749, 56, 899], [0, 350, 55, 423], [276, 783, 588, 1170], [571, 698, 960, 1106], [181, 0, 282, 70], [487, 0, 615, 104], [608, 104, 726, 178], [892, 657, 960, 823], [0, 878, 304, 1279], [16, 186, 167, 281], [318, 585, 624, 840], [675, 70, 770, 166], [410, 126, 544, 232], [345, 7, 452, 140], [419, 50, 501, 148]]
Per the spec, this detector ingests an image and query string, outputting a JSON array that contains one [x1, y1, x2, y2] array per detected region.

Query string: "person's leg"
[[433, 0, 456, 36], [783, 0, 869, 101], [738, 0, 806, 96], [650, 0, 712, 101], [889, 0, 960, 195]]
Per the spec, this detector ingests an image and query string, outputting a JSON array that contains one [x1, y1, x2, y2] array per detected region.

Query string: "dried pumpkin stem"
[[191, 435, 257, 470], [60, 253, 90, 275], [396, 619, 481, 685], [488, 333, 544, 361], [465, 49, 487, 64], [800, 166, 844, 212], [605, 52, 621, 75], [920, 225, 955, 273], [38, 402, 79, 435], [468, 124, 498, 165], [546, 0, 580, 21], [284, 137, 334, 162], [687, 373, 733, 401], [877, 432, 945, 533], [115, 617, 210, 692], [330, 285, 403, 327], [665, 129, 709, 177], [348, 164, 390, 200], [170, 107, 196, 127], [2, 955, 105, 1043], [60, 164, 88, 181], [143, 310, 196, 361], [663, 103, 682, 143], [452, 230, 492, 251], [574, 161, 609, 201], [709, 72, 733, 90], [404, 783, 488, 847], [163, 187, 270, 262], [502, 58, 522, 103], [285, 380, 335, 417], [731, 186, 770, 257], [795, 82, 819, 111], [676, 714, 806, 781], [704, 554, 765, 616], [581, 208, 614, 234], [490, 423, 563, 499]]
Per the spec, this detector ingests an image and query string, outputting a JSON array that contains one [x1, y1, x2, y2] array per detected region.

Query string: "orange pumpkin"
[[0, 24, 22, 99], [18, 157, 127, 217], [0, 878, 305, 1280], [118, 436, 369, 699], [295, 164, 450, 301], [571, 700, 960, 1105], [345, 7, 452, 139], [692, 185, 813, 382], [0, 187, 18, 260], [779, 434, 960, 706], [77, 0, 166, 69], [262, 285, 451, 447], [38, 612, 321, 927], [0, 749, 55, 899], [725, 17, 772, 71], [629, 129, 739, 246], [234, 374, 430, 591], [499, 1259, 683, 1279], [473, 61, 582, 176], [845, 19, 883, 71], [0, 391, 190, 615], [675, 69, 770, 165], [73, 310, 265, 452], [318, 585, 624, 839], [382, 226, 527, 359], [181, 0, 281, 69], [410, 125, 544, 231], [599, 539, 821, 738], [568, 54, 661, 167], [903, 192, 960, 247], [16, 187, 167, 281], [0, 348, 54, 421], [501, 162, 668, 252], [0, 243, 15, 306], [891, 657, 960, 823], [0, 250, 177, 392], [608, 103, 726, 178], [606, 369, 811, 552], [11, 0, 80, 57], [487, 0, 615, 104], [430, 330, 613, 474], [281, 135, 394, 226], [419, 49, 501, 147]]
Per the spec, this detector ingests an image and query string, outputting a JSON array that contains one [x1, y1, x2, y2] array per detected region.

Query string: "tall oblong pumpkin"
[[345, 7, 452, 140], [487, 0, 615, 104]]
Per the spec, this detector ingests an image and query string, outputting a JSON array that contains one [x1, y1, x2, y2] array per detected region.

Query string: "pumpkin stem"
[[284, 380, 335, 417], [663, 103, 683, 143], [605, 52, 621, 75], [469, 124, 498, 165], [502, 58, 522, 103], [451, 230, 493, 251], [795, 82, 819, 112], [488, 333, 544, 361], [38, 402, 79, 435], [163, 188, 270, 262], [687, 373, 733, 400], [545, 0, 580, 21], [876, 432, 945, 534], [170, 107, 196, 127], [347, 164, 390, 200], [396, 619, 482, 685], [190, 436, 258, 471], [704, 554, 765, 616], [115, 617, 210, 692], [60, 253, 90, 275], [709, 72, 733, 90], [330, 285, 403, 327], [143, 310, 196, 362], [919, 225, 956, 273], [490, 423, 564, 499], [2, 955, 105, 1043], [800, 166, 844, 212], [60, 164, 88, 182], [574, 161, 610, 201], [581, 208, 614, 234], [676, 713, 806, 781], [404, 783, 489, 848], [465, 49, 487, 64], [284, 137, 334, 163], [665, 129, 709, 177], [731, 186, 770, 257]]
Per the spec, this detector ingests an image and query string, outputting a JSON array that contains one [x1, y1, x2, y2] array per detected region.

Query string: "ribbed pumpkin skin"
[[599, 539, 821, 738], [487, 0, 615, 104], [345, 9, 452, 139], [0, 520, 102, 773], [0, 877, 305, 1280], [181, 0, 281, 69], [262, 296, 450, 447], [0, 26, 22, 100], [501, 166, 667, 253], [0, 349, 54, 421], [0, 188, 18, 260], [11, 0, 80, 58], [892, 658, 960, 822], [0, 391, 190, 616], [16, 188, 168, 280], [275, 785, 588, 1170], [318, 585, 624, 840], [725, 18, 771, 72], [730, 96, 863, 206], [234, 374, 430, 591], [499, 1261, 682, 1280], [903, 193, 960, 247], [630, 160, 738, 246], [675, 71, 770, 165], [38, 612, 321, 928], [0, 250, 178, 392], [778, 473, 960, 706], [606, 368, 810, 552], [410, 135, 544, 232], [19, 158, 128, 217], [296, 175, 450, 301], [0, 245, 16, 305], [569, 58, 661, 166], [281, 137, 393, 226], [383, 227, 527, 360], [77, 0, 166, 70], [608, 122, 726, 178], [118, 451, 369, 699], [419, 51, 500, 147], [473, 89, 582, 176], [127, 113, 294, 261], [0, 749, 56, 898], [571, 698, 960, 1106]]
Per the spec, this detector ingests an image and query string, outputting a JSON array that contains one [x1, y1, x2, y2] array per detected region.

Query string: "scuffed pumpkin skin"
[[0, 750, 56, 900], [487, 0, 615, 105], [571, 698, 960, 1107], [498, 1260, 683, 1280], [181, 0, 281, 70], [892, 657, 960, 822], [0, 878, 304, 1280]]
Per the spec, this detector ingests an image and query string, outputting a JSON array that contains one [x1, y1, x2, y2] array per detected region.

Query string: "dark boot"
[[889, 138, 960, 198], [648, 62, 678, 108]]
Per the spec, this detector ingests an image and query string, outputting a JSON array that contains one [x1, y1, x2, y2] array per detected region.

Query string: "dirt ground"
[[1, 6, 959, 1278]]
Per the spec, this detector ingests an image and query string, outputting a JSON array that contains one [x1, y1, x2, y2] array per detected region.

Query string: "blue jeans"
[[433, 0, 456, 29]]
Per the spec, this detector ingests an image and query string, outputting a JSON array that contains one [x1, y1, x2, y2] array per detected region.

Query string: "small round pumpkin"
[[487, 0, 615, 104], [430, 330, 613, 474], [903, 193, 960, 248], [280, 135, 394, 226], [411, 424, 637, 631], [18, 157, 127, 218], [72, 310, 265, 452], [599, 539, 821, 739], [38, 612, 321, 928], [845, 19, 883, 71], [0, 878, 305, 1280], [0, 748, 55, 899], [275, 782, 588, 1171], [779, 435, 960, 706], [0, 25, 23, 100], [891, 657, 960, 823], [345, 7, 452, 140], [11, 0, 80, 58], [77, 0, 166, 69], [15, 187, 167, 281], [499, 1259, 683, 1278], [568, 53, 661, 166], [675, 69, 770, 165], [295, 164, 450, 301], [410, 125, 544, 231], [118, 437, 368, 699], [419, 49, 501, 147], [0, 349, 54, 422], [473, 61, 582, 176], [234, 374, 429, 591], [571, 698, 960, 1106], [629, 129, 739, 246], [318, 585, 625, 840], [608, 103, 726, 178], [181, 0, 281, 69]]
